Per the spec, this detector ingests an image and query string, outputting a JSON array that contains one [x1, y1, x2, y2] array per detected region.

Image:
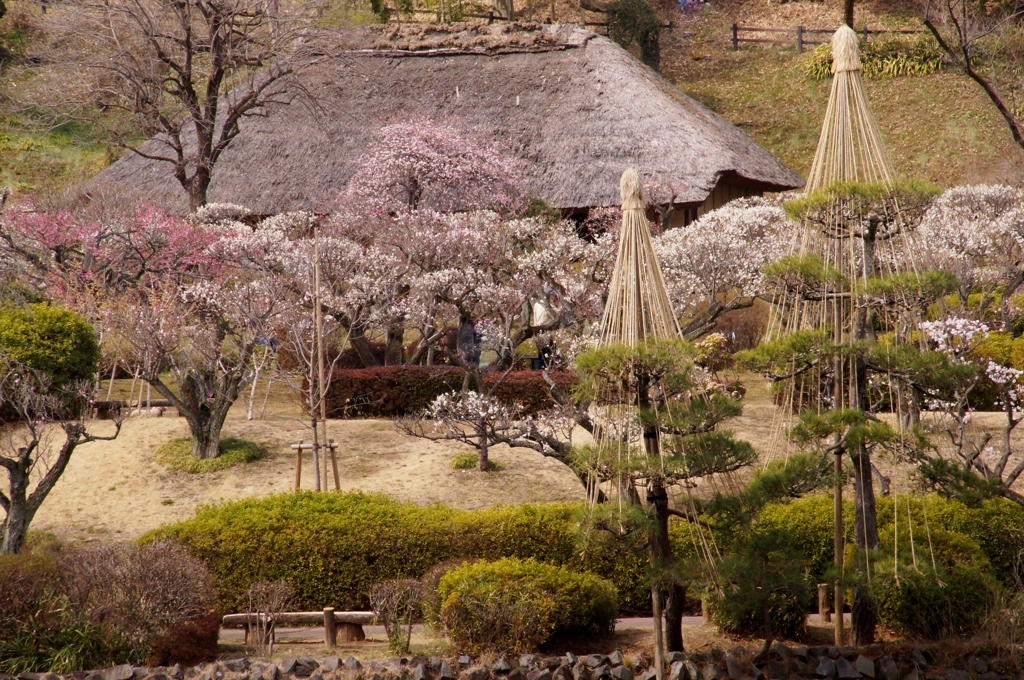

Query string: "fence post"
[[797, 25, 804, 53], [324, 607, 337, 647], [818, 583, 831, 623], [732, 23, 738, 51]]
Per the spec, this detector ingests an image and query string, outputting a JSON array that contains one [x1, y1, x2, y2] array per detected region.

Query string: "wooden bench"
[[222, 608, 376, 646]]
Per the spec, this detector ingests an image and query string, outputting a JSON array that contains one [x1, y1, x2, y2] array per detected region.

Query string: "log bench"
[[222, 609, 375, 646]]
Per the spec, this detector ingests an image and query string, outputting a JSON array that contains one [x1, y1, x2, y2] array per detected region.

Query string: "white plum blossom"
[[919, 317, 988, 360], [654, 197, 797, 329]]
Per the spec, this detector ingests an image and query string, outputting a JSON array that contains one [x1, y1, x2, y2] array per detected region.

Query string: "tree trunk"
[[851, 586, 877, 646], [0, 465, 31, 555], [190, 419, 223, 459], [456, 314, 480, 366], [648, 480, 685, 653], [186, 167, 211, 212], [844, 0, 854, 27], [478, 426, 489, 471], [385, 321, 405, 366], [350, 327, 380, 367]]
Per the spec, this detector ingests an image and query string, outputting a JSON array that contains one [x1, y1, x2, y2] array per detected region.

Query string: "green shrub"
[[154, 437, 266, 473], [451, 452, 503, 471], [0, 304, 99, 388], [757, 494, 1024, 590], [877, 563, 997, 639], [804, 35, 944, 80], [145, 493, 650, 613], [705, 529, 812, 640], [437, 558, 617, 653]]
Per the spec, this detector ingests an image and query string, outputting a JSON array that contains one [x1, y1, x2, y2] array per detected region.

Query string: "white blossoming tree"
[[654, 197, 796, 339]]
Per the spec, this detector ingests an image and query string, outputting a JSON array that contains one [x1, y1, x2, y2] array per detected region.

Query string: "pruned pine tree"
[[571, 338, 755, 653]]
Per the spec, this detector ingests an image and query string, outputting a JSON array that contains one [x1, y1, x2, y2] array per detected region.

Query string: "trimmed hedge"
[[437, 558, 617, 653], [144, 493, 646, 613], [755, 494, 1024, 589], [0, 304, 99, 388], [323, 367, 578, 418], [877, 564, 997, 639]]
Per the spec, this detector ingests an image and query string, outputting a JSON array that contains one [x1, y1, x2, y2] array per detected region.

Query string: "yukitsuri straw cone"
[[598, 168, 681, 347], [804, 24, 895, 192]]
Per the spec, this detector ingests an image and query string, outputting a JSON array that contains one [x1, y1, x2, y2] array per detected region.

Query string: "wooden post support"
[[818, 583, 831, 623], [324, 607, 337, 647], [291, 441, 317, 491], [797, 25, 804, 53], [328, 440, 340, 491], [337, 622, 366, 643], [732, 23, 739, 51]]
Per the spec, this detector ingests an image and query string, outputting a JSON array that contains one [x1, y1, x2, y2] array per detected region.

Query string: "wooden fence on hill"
[[731, 24, 927, 53]]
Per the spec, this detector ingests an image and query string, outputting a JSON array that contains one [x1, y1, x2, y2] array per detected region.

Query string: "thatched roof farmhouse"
[[87, 23, 804, 221]]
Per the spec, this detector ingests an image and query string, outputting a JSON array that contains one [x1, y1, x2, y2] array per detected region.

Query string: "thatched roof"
[[87, 23, 804, 213]]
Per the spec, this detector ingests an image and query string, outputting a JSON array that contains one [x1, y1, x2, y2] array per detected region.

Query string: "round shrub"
[[155, 437, 266, 473], [0, 304, 99, 388], [147, 493, 644, 612], [755, 494, 846, 585], [877, 564, 997, 639], [437, 558, 617, 653]]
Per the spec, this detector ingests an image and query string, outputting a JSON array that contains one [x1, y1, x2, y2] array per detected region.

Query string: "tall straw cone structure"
[[805, 24, 895, 192], [598, 168, 681, 347]]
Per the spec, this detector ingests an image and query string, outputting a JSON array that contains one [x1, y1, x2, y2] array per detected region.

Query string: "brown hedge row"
[[322, 367, 577, 418]]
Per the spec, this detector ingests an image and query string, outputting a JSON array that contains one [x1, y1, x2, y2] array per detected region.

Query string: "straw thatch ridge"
[[86, 23, 804, 214]]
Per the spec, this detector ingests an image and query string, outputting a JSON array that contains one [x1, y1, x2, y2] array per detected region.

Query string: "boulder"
[[726, 658, 744, 680], [702, 665, 722, 680], [528, 672, 552, 680], [225, 662, 250, 674], [611, 670, 633, 680], [854, 657, 874, 679], [945, 672, 969, 680], [668, 662, 686, 680], [520, 658, 539, 670], [608, 655, 625, 669], [323, 659, 340, 674], [592, 668, 612, 680], [834, 659, 859, 680], [877, 658, 899, 680], [466, 669, 491, 680], [573, 667, 589, 680], [901, 671, 919, 680], [553, 667, 572, 680], [507, 671, 526, 680], [345, 660, 362, 672], [412, 667, 431, 680], [816, 658, 837, 679], [294, 659, 319, 678], [667, 654, 687, 666], [279, 661, 297, 676], [765, 662, 787, 680], [771, 645, 790, 661], [968, 661, 988, 676], [439, 664, 455, 680], [585, 659, 607, 671], [459, 660, 473, 669], [493, 661, 513, 675], [108, 667, 136, 680]]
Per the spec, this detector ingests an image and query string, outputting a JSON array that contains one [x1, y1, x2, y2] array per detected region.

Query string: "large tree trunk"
[[186, 167, 211, 212], [151, 374, 239, 460], [477, 423, 489, 471], [188, 410, 224, 459], [385, 321, 405, 365], [350, 326, 380, 367], [1, 465, 31, 555], [844, 0, 854, 27]]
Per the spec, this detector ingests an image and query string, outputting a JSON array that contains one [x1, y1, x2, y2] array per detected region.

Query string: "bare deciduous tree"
[[924, 0, 1024, 152], [0, 357, 122, 554], [47, 0, 320, 210]]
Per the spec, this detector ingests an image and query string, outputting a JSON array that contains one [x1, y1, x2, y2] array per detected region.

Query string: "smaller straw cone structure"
[[598, 168, 681, 347], [805, 24, 895, 192]]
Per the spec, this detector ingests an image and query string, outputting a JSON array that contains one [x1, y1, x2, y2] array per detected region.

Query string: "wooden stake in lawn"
[[597, 168, 682, 680], [313, 225, 340, 491]]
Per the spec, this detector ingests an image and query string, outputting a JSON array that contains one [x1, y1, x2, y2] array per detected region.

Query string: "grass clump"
[[451, 453, 502, 471], [154, 437, 265, 473]]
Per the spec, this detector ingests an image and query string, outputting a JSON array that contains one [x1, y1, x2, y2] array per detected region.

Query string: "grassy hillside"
[[661, 0, 1024, 187], [1, 0, 1022, 199]]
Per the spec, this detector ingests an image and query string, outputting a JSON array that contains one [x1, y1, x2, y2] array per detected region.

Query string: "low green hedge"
[[755, 494, 1024, 589], [877, 563, 998, 639], [437, 558, 617, 653], [145, 493, 647, 613], [154, 437, 266, 473]]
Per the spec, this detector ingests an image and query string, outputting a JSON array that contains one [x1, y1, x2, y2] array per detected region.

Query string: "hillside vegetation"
[[0, 0, 1022, 199]]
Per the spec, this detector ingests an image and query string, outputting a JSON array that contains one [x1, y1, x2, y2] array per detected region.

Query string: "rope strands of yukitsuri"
[[594, 167, 682, 680], [763, 23, 916, 647], [805, 25, 896, 192], [598, 168, 681, 347]]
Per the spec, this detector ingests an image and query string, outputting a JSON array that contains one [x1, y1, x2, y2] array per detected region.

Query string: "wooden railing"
[[730, 24, 927, 53]]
